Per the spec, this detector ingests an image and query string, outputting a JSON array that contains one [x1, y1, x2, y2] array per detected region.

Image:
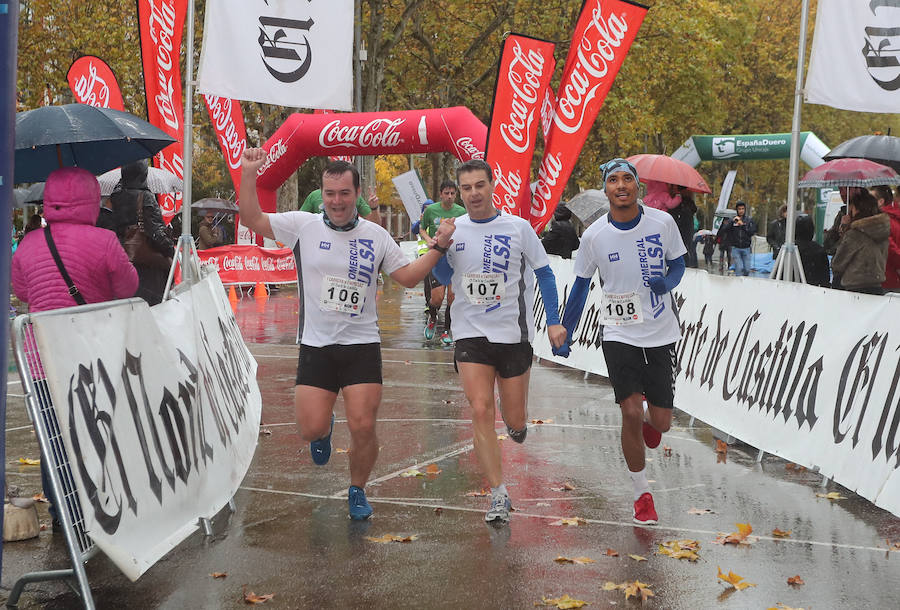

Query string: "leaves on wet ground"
[[433, 507, 443, 515], [715, 439, 728, 454], [767, 604, 806, 610], [605, 548, 619, 557], [663, 445, 672, 456], [497, 434, 508, 441], [772, 528, 792, 538], [210, 572, 227, 579], [658, 539, 700, 561], [17, 457, 40, 465], [424, 464, 442, 476], [713, 523, 756, 545], [628, 554, 647, 562], [464, 488, 490, 497], [602, 581, 654, 603], [815, 491, 847, 500], [687, 507, 715, 515], [530, 418, 553, 424], [259, 428, 272, 436], [400, 468, 423, 477], [785, 463, 807, 472], [32, 493, 48, 503], [334, 448, 350, 454], [549, 517, 588, 526], [787, 574, 804, 586], [717, 566, 756, 591], [365, 534, 419, 543], [885, 539, 900, 551], [242, 585, 274, 604], [549, 482, 576, 492], [536, 594, 588, 608], [554, 556, 596, 565]]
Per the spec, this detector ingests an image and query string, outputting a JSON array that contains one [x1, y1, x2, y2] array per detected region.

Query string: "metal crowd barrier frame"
[[6, 300, 142, 609]]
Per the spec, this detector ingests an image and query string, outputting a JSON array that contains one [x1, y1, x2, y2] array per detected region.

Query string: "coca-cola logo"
[[222, 255, 244, 272], [73, 62, 111, 108], [531, 152, 563, 219], [148, 0, 180, 131], [499, 40, 547, 154], [318, 118, 405, 149], [553, 2, 628, 135], [205, 95, 247, 170], [456, 136, 484, 160], [491, 163, 524, 214], [259, 139, 288, 176], [156, 151, 184, 216]]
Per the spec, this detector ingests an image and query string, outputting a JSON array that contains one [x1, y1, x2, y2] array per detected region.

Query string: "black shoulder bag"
[[43, 226, 87, 306]]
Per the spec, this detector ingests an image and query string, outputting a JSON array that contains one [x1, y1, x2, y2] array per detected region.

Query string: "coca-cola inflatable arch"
[[254, 107, 487, 212]]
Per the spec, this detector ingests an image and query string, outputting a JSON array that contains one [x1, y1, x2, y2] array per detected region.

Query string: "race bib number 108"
[[600, 291, 643, 326]]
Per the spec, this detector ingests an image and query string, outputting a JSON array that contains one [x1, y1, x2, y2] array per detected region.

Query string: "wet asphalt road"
[[3, 278, 899, 609]]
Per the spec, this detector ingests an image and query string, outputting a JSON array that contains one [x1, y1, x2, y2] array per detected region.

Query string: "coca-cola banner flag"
[[540, 87, 556, 140], [66, 55, 125, 111], [197, 0, 353, 110], [203, 95, 248, 195], [530, 0, 648, 233], [138, 0, 188, 221], [486, 35, 556, 220], [806, 0, 900, 113]]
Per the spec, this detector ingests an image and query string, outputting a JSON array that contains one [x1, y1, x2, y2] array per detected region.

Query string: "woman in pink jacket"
[[11, 167, 138, 529]]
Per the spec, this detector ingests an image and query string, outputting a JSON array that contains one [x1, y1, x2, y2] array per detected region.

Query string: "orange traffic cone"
[[254, 282, 268, 300], [228, 285, 238, 305]]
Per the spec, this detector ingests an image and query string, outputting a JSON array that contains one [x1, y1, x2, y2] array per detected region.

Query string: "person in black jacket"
[[794, 214, 830, 287], [541, 205, 580, 259], [669, 187, 698, 267], [720, 201, 757, 276], [110, 159, 175, 305]]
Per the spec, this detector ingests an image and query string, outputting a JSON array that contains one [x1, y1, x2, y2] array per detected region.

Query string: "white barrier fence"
[[30, 270, 261, 581], [532, 257, 900, 518]]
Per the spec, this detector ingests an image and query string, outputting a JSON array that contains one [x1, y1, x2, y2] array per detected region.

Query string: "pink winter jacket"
[[642, 180, 682, 211], [12, 167, 138, 312]]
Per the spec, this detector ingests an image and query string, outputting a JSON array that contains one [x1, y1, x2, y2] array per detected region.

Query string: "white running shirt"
[[270, 212, 409, 347], [574, 206, 687, 348], [445, 212, 549, 343]]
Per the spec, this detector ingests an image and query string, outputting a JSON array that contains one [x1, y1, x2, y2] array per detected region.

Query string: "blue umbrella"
[[14, 103, 176, 183]]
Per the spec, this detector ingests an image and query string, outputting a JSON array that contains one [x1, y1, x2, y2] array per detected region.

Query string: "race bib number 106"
[[321, 276, 367, 313]]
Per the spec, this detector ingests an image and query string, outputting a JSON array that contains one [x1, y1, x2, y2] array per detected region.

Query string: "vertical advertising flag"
[[138, 0, 188, 222], [66, 56, 125, 111], [486, 34, 556, 220], [197, 0, 353, 110], [203, 95, 252, 243], [530, 0, 648, 233], [806, 0, 900, 113]]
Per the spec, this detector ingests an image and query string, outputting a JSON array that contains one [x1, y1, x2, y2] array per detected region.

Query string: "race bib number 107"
[[462, 272, 505, 306]]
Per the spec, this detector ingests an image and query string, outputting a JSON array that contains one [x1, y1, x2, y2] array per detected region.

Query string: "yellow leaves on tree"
[[365, 534, 419, 544], [717, 566, 756, 591], [658, 539, 701, 562], [536, 594, 588, 609], [714, 523, 755, 545], [554, 556, 596, 565]]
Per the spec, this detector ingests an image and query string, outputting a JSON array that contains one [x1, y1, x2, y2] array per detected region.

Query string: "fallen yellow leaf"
[[400, 469, 424, 478], [537, 594, 588, 609], [628, 554, 647, 562], [550, 482, 576, 492], [768, 605, 806, 610], [242, 585, 274, 604], [623, 580, 654, 602], [658, 539, 700, 561], [785, 462, 807, 472], [787, 575, 805, 586], [601, 582, 623, 591], [334, 448, 349, 454], [772, 528, 792, 538], [714, 523, 755, 545], [530, 418, 553, 424], [717, 566, 756, 591], [554, 556, 595, 565], [715, 439, 728, 454], [425, 463, 442, 475], [365, 534, 419, 543], [886, 539, 900, 551], [549, 517, 588, 526], [497, 434, 508, 441], [815, 491, 847, 500], [32, 493, 48, 503], [605, 548, 619, 557], [17, 458, 40, 466], [663, 445, 672, 456], [687, 507, 715, 515], [465, 488, 490, 497], [211, 572, 227, 579]]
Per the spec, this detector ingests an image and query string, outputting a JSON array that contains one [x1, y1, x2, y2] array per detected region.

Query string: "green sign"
[[692, 133, 811, 162]]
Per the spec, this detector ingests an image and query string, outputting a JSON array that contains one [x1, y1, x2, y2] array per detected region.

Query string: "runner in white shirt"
[[239, 148, 455, 521], [556, 158, 687, 526], [432, 160, 567, 524]]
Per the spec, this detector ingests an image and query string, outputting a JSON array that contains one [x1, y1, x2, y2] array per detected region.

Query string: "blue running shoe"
[[348, 485, 373, 520], [310, 414, 334, 465]]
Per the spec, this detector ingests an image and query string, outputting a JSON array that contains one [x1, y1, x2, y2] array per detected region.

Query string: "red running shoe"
[[642, 420, 662, 449], [632, 492, 658, 525]]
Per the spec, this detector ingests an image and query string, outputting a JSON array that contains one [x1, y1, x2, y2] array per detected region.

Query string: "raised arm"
[[238, 148, 275, 240], [390, 218, 455, 287]]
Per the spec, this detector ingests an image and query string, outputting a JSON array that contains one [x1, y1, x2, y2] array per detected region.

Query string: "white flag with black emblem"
[[805, 0, 900, 113], [197, 0, 353, 110]]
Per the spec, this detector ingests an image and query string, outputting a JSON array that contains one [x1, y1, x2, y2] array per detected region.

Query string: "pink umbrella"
[[626, 154, 712, 194], [798, 158, 900, 188]]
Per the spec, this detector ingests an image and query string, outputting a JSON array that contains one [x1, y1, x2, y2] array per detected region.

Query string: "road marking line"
[[653, 483, 708, 493], [5, 425, 34, 433], [238, 486, 893, 554]]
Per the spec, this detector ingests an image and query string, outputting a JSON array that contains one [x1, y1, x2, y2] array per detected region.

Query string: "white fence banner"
[[392, 169, 429, 223], [806, 0, 900, 113], [31, 272, 261, 581], [533, 259, 900, 517], [197, 0, 353, 110]]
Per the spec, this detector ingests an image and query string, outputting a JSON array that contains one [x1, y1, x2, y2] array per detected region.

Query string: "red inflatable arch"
[[255, 107, 487, 212]]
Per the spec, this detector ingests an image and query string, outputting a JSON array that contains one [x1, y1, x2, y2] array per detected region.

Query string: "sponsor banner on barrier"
[[31, 273, 262, 580], [533, 261, 900, 517], [198, 0, 353, 110], [138, 0, 187, 221], [530, 0, 648, 233], [486, 34, 556, 220], [806, 0, 900, 113], [66, 55, 125, 111], [203, 94, 248, 195], [199, 245, 297, 285]]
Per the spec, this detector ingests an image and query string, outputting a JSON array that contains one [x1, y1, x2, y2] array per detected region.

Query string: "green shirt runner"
[[420, 202, 466, 237], [301, 189, 372, 216]]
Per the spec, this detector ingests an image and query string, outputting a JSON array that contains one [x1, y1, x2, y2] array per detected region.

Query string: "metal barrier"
[[5, 301, 142, 609]]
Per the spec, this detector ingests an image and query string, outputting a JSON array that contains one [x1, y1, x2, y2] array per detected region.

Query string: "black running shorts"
[[454, 337, 533, 379], [295, 343, 382, 392], [601, 341, 676, 409]]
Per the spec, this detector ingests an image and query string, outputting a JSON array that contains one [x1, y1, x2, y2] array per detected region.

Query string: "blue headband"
[[601, 158, 638, 183]]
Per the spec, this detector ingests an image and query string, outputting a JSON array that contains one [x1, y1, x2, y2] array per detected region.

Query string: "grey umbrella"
[[12, 182, 45, 207], [565, 189, 610, 227], [97, 166, 183, 196], [191, 197, 239, 214], [824, 135, 900, 173]]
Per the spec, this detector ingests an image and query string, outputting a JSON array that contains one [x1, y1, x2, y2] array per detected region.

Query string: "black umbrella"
[[14, 103, 176, 183], [824, 135, 900, 173]]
